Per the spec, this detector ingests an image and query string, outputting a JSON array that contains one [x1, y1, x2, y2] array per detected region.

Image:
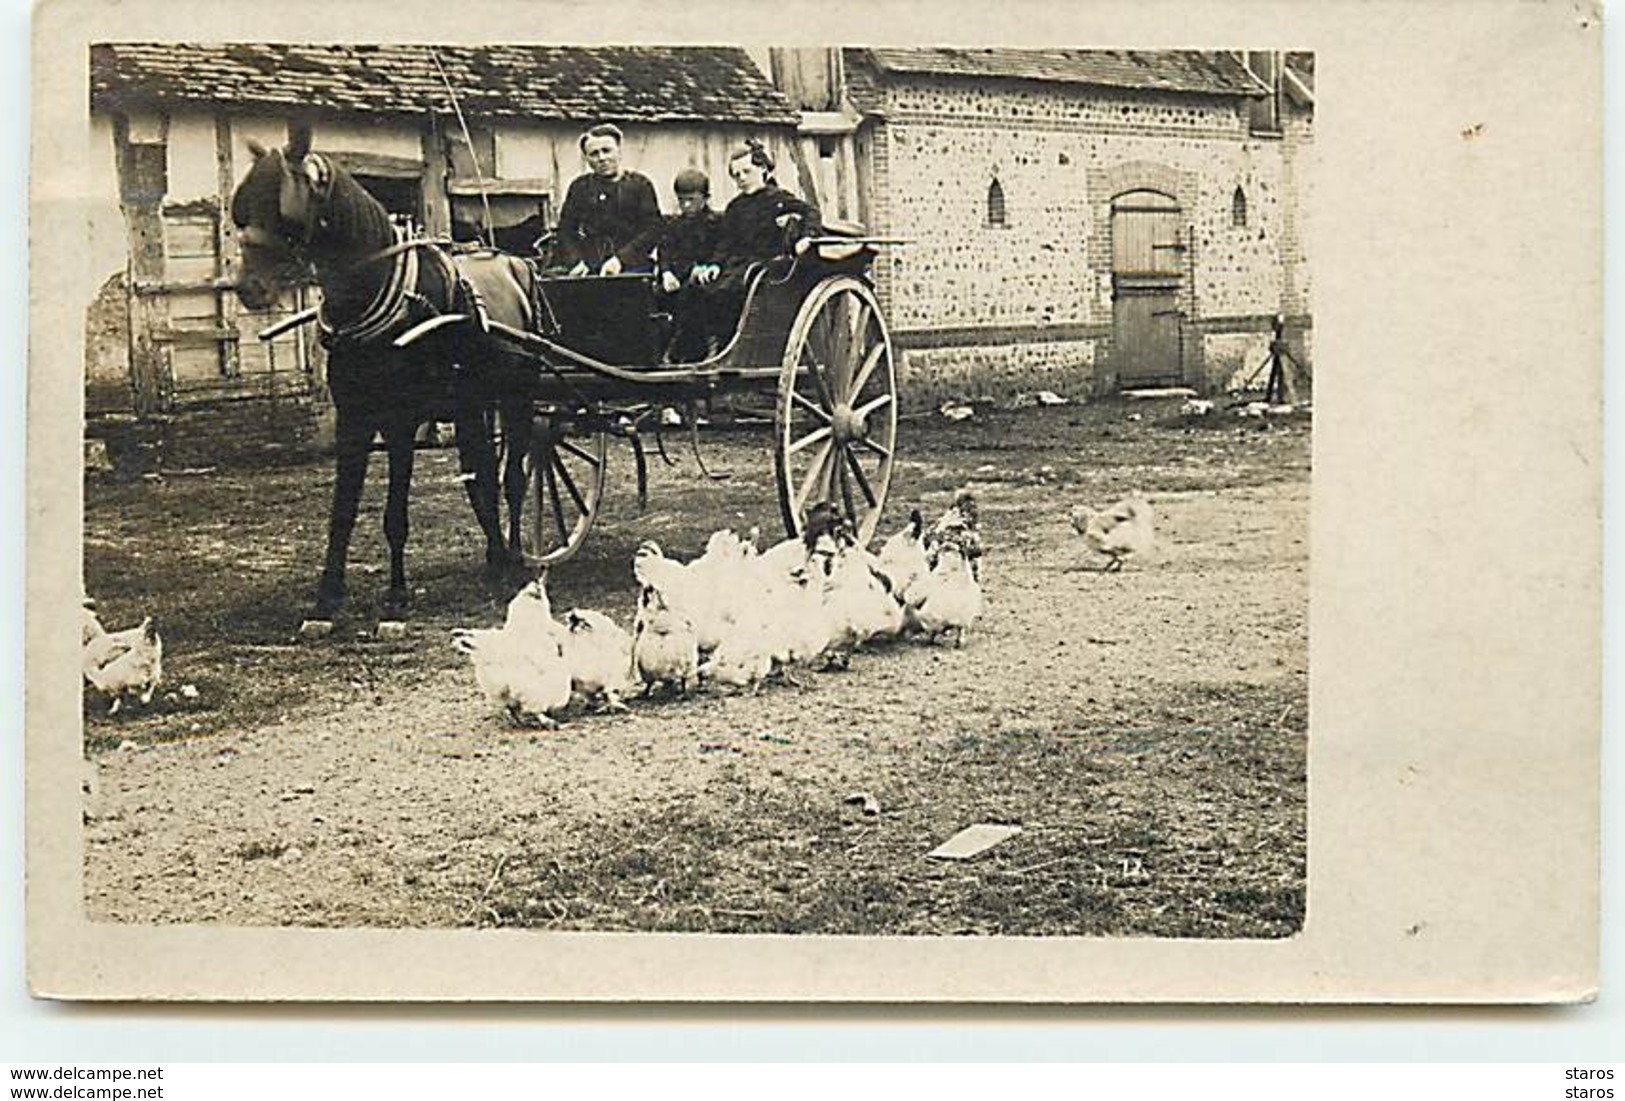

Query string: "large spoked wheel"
[[523, 414, 609, 566], [774, 276, 898, 544]]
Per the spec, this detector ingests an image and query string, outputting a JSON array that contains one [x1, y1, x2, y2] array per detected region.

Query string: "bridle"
[[235, 151, 455, 347]]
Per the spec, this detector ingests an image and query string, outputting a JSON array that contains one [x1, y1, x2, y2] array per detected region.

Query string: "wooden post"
[[420, 112, 451, 239], [214, 114, 241, 379], [113, 113, 170, 417]]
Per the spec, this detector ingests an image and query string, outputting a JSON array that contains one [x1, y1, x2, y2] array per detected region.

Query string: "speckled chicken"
[[924, 489, 984, 581], [631, 582, 700, 697], [909, 542, 984, 647], [1071, 494, 1156, 571]]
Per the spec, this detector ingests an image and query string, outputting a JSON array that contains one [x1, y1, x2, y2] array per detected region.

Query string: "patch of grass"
[[476, 679, 1306, 938]]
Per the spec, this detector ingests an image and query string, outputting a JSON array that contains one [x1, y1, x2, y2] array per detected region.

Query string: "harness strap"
[[320, 223, 424, 347]]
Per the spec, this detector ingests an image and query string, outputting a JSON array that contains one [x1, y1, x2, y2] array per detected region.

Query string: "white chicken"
[[631, 583, 700, 697], [452, 573, 572, 727], [559, 608, 636, 712], [1071, 494, 1157, 572], [451, 624, 571, 728], [698, 631, 774, 694], [629, 539, 732, 653], [685, 528, 764, 652], [909, 542, 984, 647], [873, 508, 930, 608], [82, 611, 163, 714], [502, 572, 564, 638], [821, 532, 906, 664]]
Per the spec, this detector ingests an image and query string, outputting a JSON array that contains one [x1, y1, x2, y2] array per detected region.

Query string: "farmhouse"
[[82, 46, 1311, 469], [84, 44, 840, 467], [841, 48, 1314, 404]]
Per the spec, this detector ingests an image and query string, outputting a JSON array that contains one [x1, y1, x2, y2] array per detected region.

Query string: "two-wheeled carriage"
[[463, 238, 901, 564]]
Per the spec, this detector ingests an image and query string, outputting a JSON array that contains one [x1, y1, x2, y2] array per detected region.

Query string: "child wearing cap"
[[640, 167, 723, 362]]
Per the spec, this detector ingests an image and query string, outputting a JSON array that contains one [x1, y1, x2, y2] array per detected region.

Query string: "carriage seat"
[[535, 272, 666, 367]]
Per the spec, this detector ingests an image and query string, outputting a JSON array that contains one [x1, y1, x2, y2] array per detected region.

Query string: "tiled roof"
[[90, 44, 800, 125], [855, 48, 1268, 97], [1285, 51, 1314, 88]]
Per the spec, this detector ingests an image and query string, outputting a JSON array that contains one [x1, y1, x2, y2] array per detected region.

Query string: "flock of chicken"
[[76, 484, 1155, 729], [451, 487, 1158, 729], [81, 596, 163, 714], [452, 493, 988, 728]]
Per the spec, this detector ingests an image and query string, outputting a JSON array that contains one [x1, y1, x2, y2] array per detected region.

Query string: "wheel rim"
[[774, 277, 897, 544], [525, 417, 608, 565]]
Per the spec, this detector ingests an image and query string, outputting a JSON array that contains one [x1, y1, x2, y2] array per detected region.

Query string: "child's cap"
[[674, 168, 710, 197]]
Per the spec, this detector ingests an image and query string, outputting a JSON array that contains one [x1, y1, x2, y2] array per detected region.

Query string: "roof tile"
[[90, 43, 800, 125], [853, 48, 1268, 98]]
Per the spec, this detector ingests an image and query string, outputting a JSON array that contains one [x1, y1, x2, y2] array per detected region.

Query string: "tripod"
[[1243, 314, 1311, 403]]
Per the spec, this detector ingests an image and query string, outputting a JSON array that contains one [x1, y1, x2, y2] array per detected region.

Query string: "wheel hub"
[[831, 402, 868, 444]]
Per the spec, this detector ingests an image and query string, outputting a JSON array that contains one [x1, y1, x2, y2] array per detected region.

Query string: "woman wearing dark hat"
[[552, 123, 663, 276], [693, 139, 822, 342]]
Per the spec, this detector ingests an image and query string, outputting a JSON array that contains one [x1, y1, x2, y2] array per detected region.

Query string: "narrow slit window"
[[986, 178, 1006, 228], [1232, 186, 1248, 228]]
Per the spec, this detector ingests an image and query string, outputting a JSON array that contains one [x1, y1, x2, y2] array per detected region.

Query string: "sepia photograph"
[[25, 0, 1602, 1010], [72, 42, 1313, 940]]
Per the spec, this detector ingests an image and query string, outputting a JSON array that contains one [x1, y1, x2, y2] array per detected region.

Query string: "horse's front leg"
[[501, 397, 533, 564], [315, 407, 373, 620], [380, 413, 420, 618]]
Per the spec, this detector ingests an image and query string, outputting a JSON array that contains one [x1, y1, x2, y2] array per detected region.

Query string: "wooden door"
[[1111, 191, 1184, 387]]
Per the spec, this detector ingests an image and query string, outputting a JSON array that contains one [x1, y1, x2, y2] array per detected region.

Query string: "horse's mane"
[[319, 163, 394, 257]]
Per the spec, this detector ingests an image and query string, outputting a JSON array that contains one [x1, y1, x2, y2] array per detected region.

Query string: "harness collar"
[[319, 224, 452, 347]]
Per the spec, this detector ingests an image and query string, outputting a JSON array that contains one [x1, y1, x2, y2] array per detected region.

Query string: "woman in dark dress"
[[693, 140, 822, 344], [551, 123, 663, 277]]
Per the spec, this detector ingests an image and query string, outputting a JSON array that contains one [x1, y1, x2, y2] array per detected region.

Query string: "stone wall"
[[864, 67, 1313, 401], [899, 338, 1096, 409]]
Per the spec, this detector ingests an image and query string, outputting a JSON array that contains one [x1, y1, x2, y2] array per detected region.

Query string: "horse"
[[230, 123, 538, 622]]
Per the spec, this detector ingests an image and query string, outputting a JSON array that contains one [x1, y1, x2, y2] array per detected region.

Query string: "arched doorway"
[[1110, 189, 1185, 387]]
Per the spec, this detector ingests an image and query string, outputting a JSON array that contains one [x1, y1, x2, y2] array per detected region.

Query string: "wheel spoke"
[[826, 295, 853, 396], [543, 460, 568, 545], [850, 341, 886, 400], [799, 342, 837, 412], [836, 446, 857, 522], [787, 423, 833, 457], [844, 447, 877, 508], [836, 299, 872, 398], [558, 438, 601, 467], [854, 435, 892, 460], [795, 439, 835, 515], [790, 388, 833, 424], [810, 301, 838, 369], [852, 392, 893, 421], [551, 449, 587, 515]]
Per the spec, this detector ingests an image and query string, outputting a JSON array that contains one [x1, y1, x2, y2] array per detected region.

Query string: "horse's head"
[[230, 123, 322, 311]]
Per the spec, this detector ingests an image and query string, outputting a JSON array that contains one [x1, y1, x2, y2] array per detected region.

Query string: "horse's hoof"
[[382, 587, 411, 618], [313, 585, 345, 620], [298, 619, 335, 641]]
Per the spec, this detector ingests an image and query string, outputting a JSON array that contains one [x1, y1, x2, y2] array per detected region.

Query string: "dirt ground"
[[80, 397, 1309, 937]]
